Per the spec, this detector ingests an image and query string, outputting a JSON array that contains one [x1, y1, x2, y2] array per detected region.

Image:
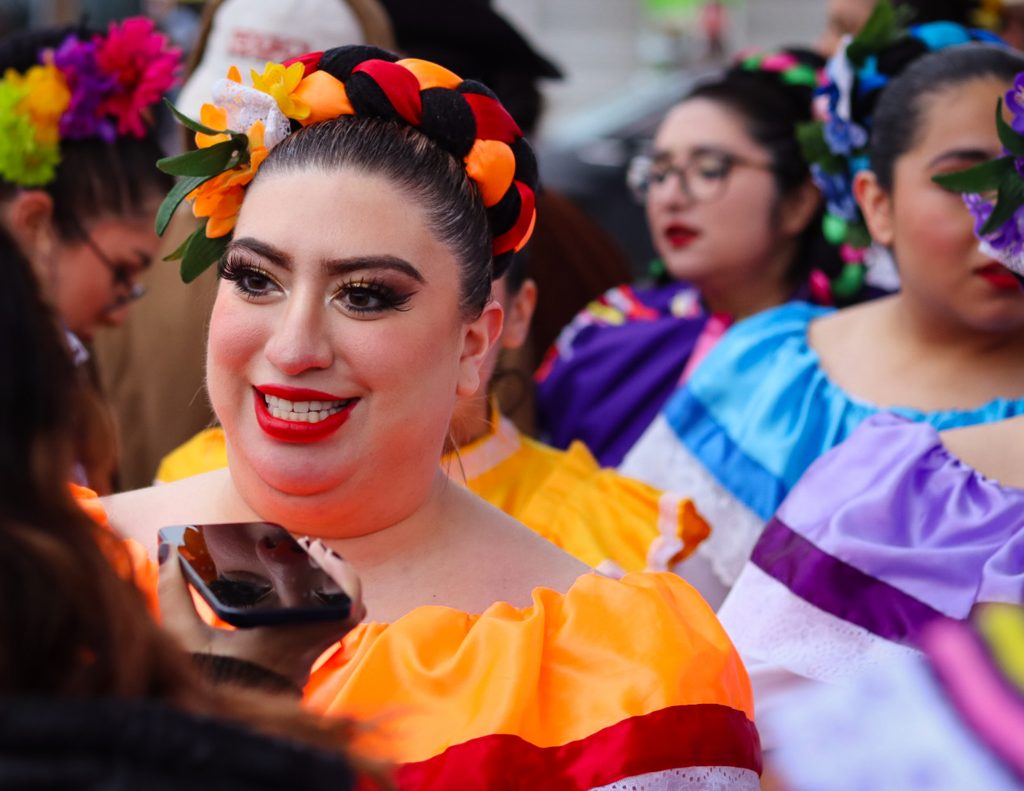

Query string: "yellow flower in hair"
[[6, 63, 70, 146], [250, 61, 309, 122]]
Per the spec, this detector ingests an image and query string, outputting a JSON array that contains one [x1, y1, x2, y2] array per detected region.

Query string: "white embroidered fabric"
[[590, 767, 760, 791], [765, 655, 1022, 791], [719, 564, 918, 686], [621, 417, 766, 589], [211, 78, 292, 150]]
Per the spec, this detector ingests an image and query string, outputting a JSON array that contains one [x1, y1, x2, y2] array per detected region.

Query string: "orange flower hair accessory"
[[157, 45, 538, 283]]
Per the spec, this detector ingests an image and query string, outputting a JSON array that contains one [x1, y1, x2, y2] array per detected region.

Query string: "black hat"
[[379, 0, 563, 83]]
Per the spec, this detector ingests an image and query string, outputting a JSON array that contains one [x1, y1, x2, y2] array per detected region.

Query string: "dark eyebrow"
[[228, 237, 293, 268], [652, 145, 733, 162], [323, 255, 426, 283], [928, 148, 997, 169]]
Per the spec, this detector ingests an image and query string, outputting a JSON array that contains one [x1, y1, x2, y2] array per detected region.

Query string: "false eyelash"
[[218, 256, 279, 299], [336, 277, 415, 313]]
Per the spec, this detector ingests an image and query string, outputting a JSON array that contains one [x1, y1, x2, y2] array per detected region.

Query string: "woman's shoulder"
[[759, 412, 1024, 624], [102, 469, 239, 556], [306, 570, 759, 786]]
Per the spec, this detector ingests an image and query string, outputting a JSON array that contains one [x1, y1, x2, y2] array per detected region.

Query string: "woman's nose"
[[264, 294, 334, 375]]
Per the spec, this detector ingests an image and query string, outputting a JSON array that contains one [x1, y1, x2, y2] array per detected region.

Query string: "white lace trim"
[[590, 766, 760, 790], [621, 417, 765, 588], [719, 564, 918, 687], [211, 78, 292, 149]]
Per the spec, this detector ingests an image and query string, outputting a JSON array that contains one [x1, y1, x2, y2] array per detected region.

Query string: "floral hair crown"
[[932, 74, 1024, 279], [798, 0, 1002, 300], [156, 45, 538, 283], [0, 18, 181, 188]]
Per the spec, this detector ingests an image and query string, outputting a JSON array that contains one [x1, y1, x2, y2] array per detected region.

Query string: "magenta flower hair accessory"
[[95, 17, 181, 138], [933, 72, 1024, 277], [0, 16, 181, 187]]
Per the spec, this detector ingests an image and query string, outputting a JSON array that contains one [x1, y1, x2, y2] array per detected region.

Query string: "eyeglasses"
[[68, 218, 147, 308], [627, 149, 774, 204]]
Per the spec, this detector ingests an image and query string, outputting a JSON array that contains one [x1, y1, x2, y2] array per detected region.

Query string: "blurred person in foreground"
[[0, 20, 180, 492], [0, 223, 371, 790]]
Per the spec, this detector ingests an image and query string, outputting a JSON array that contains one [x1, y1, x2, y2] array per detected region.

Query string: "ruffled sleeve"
[[515, 438, 710, 575], [719, 412, 1024, 696], [621, 302, 1024, 592], [156, 427, 229, 483], [305, 571, 761, 790], [536, 282, 708, 467]]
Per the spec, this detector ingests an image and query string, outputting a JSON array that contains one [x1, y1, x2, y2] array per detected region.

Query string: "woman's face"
[[51, 211, 156, 341], [644, 99, 789, 292], [868, 77, 1024, 333], [206, 167, 498, 536]]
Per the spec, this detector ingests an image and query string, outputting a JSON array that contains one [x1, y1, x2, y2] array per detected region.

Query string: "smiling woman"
[[99, 47, 761, 789]]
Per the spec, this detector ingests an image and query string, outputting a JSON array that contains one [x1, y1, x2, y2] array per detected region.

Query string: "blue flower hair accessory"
[[932, 74, 1024, 278], [798, 0, 1003, 300]]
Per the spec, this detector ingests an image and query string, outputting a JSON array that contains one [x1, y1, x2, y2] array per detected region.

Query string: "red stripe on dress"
[[395, 703, 760, 790]]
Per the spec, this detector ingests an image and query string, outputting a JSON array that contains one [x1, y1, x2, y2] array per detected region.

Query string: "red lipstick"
[[663, 222, 699, 250], [253, 386, 357, 444], [976, 263, 1023, 291]]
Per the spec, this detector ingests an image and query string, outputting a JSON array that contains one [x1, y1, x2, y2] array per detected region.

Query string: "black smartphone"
[[157, 523, 352, 628]]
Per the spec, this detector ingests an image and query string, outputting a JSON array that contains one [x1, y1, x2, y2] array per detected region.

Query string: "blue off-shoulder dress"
[[620, 302, 1024, 607]]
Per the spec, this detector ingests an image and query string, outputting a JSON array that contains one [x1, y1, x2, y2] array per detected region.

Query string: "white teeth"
[[263, 392, 352, 423]]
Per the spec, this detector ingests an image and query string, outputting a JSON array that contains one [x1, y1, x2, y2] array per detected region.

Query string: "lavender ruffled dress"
[[718, 412, 1024, 717]]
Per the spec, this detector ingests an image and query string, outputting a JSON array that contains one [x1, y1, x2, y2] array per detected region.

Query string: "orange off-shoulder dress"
[[77, 492, 760, 789]]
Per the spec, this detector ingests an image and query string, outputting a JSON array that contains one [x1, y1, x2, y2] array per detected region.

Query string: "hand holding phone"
[[157, 523, 365, 688]]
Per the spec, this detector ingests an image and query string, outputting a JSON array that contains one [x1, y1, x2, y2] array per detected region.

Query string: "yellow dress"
[[156, 414, 708, 575]]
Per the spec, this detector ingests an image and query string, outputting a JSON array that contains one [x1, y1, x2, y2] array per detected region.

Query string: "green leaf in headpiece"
[[995, 98, 1024, 158], [179, 224, 231, 284], [981, 172, 1024, 236], [157, 137, 249, 177], [797, 122, 846, 174], [163, 97, 229, 137], [846, 0, 913, 66], [932, 156, 1014, 194], [155, 174, 211, 236]]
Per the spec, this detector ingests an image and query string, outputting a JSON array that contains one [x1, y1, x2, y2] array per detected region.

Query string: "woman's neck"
[[696, 240, 797, 320], [890, 290, 1024, 362], [449, 392, 494, 447]]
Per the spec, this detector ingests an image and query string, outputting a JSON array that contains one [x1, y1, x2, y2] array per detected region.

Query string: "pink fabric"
[[679, 313, 732, 385]]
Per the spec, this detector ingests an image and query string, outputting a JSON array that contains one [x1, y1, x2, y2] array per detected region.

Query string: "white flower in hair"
[[211, 77, 291, 151]]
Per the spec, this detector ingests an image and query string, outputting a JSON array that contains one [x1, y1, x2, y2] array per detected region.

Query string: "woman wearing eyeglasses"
[[623, 20, 1024, 610], [535, 49, 839, 469], [0, 23, 180, 490]]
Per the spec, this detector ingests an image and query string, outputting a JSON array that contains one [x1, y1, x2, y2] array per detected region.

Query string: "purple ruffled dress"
[[535, 282, 727, 467], [718, 411, 1024, 717]]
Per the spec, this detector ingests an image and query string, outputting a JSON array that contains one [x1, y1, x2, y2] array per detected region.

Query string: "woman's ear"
[[779, 179, 822, 237], [853, 170, 894, 246], [4, 190, 56, 266], [457, 299, 504, 397], [500, 278, 537, 351]]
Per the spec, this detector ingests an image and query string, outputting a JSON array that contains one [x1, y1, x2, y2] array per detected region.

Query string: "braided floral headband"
[[157, 45, 538, 283], [0, 18, 180, 188]]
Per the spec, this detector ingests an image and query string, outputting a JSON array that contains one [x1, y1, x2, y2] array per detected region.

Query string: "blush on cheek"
[[206, 295, 267, 419]]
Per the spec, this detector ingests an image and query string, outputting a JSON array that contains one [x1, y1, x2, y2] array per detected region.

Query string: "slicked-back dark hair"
[[254, 115, 494, 318], [872, 43, 1024, 191]]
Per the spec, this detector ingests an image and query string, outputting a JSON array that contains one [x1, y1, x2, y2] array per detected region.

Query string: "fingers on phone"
[[157, 544, 205, 634], [302, 539, 364, 622]]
